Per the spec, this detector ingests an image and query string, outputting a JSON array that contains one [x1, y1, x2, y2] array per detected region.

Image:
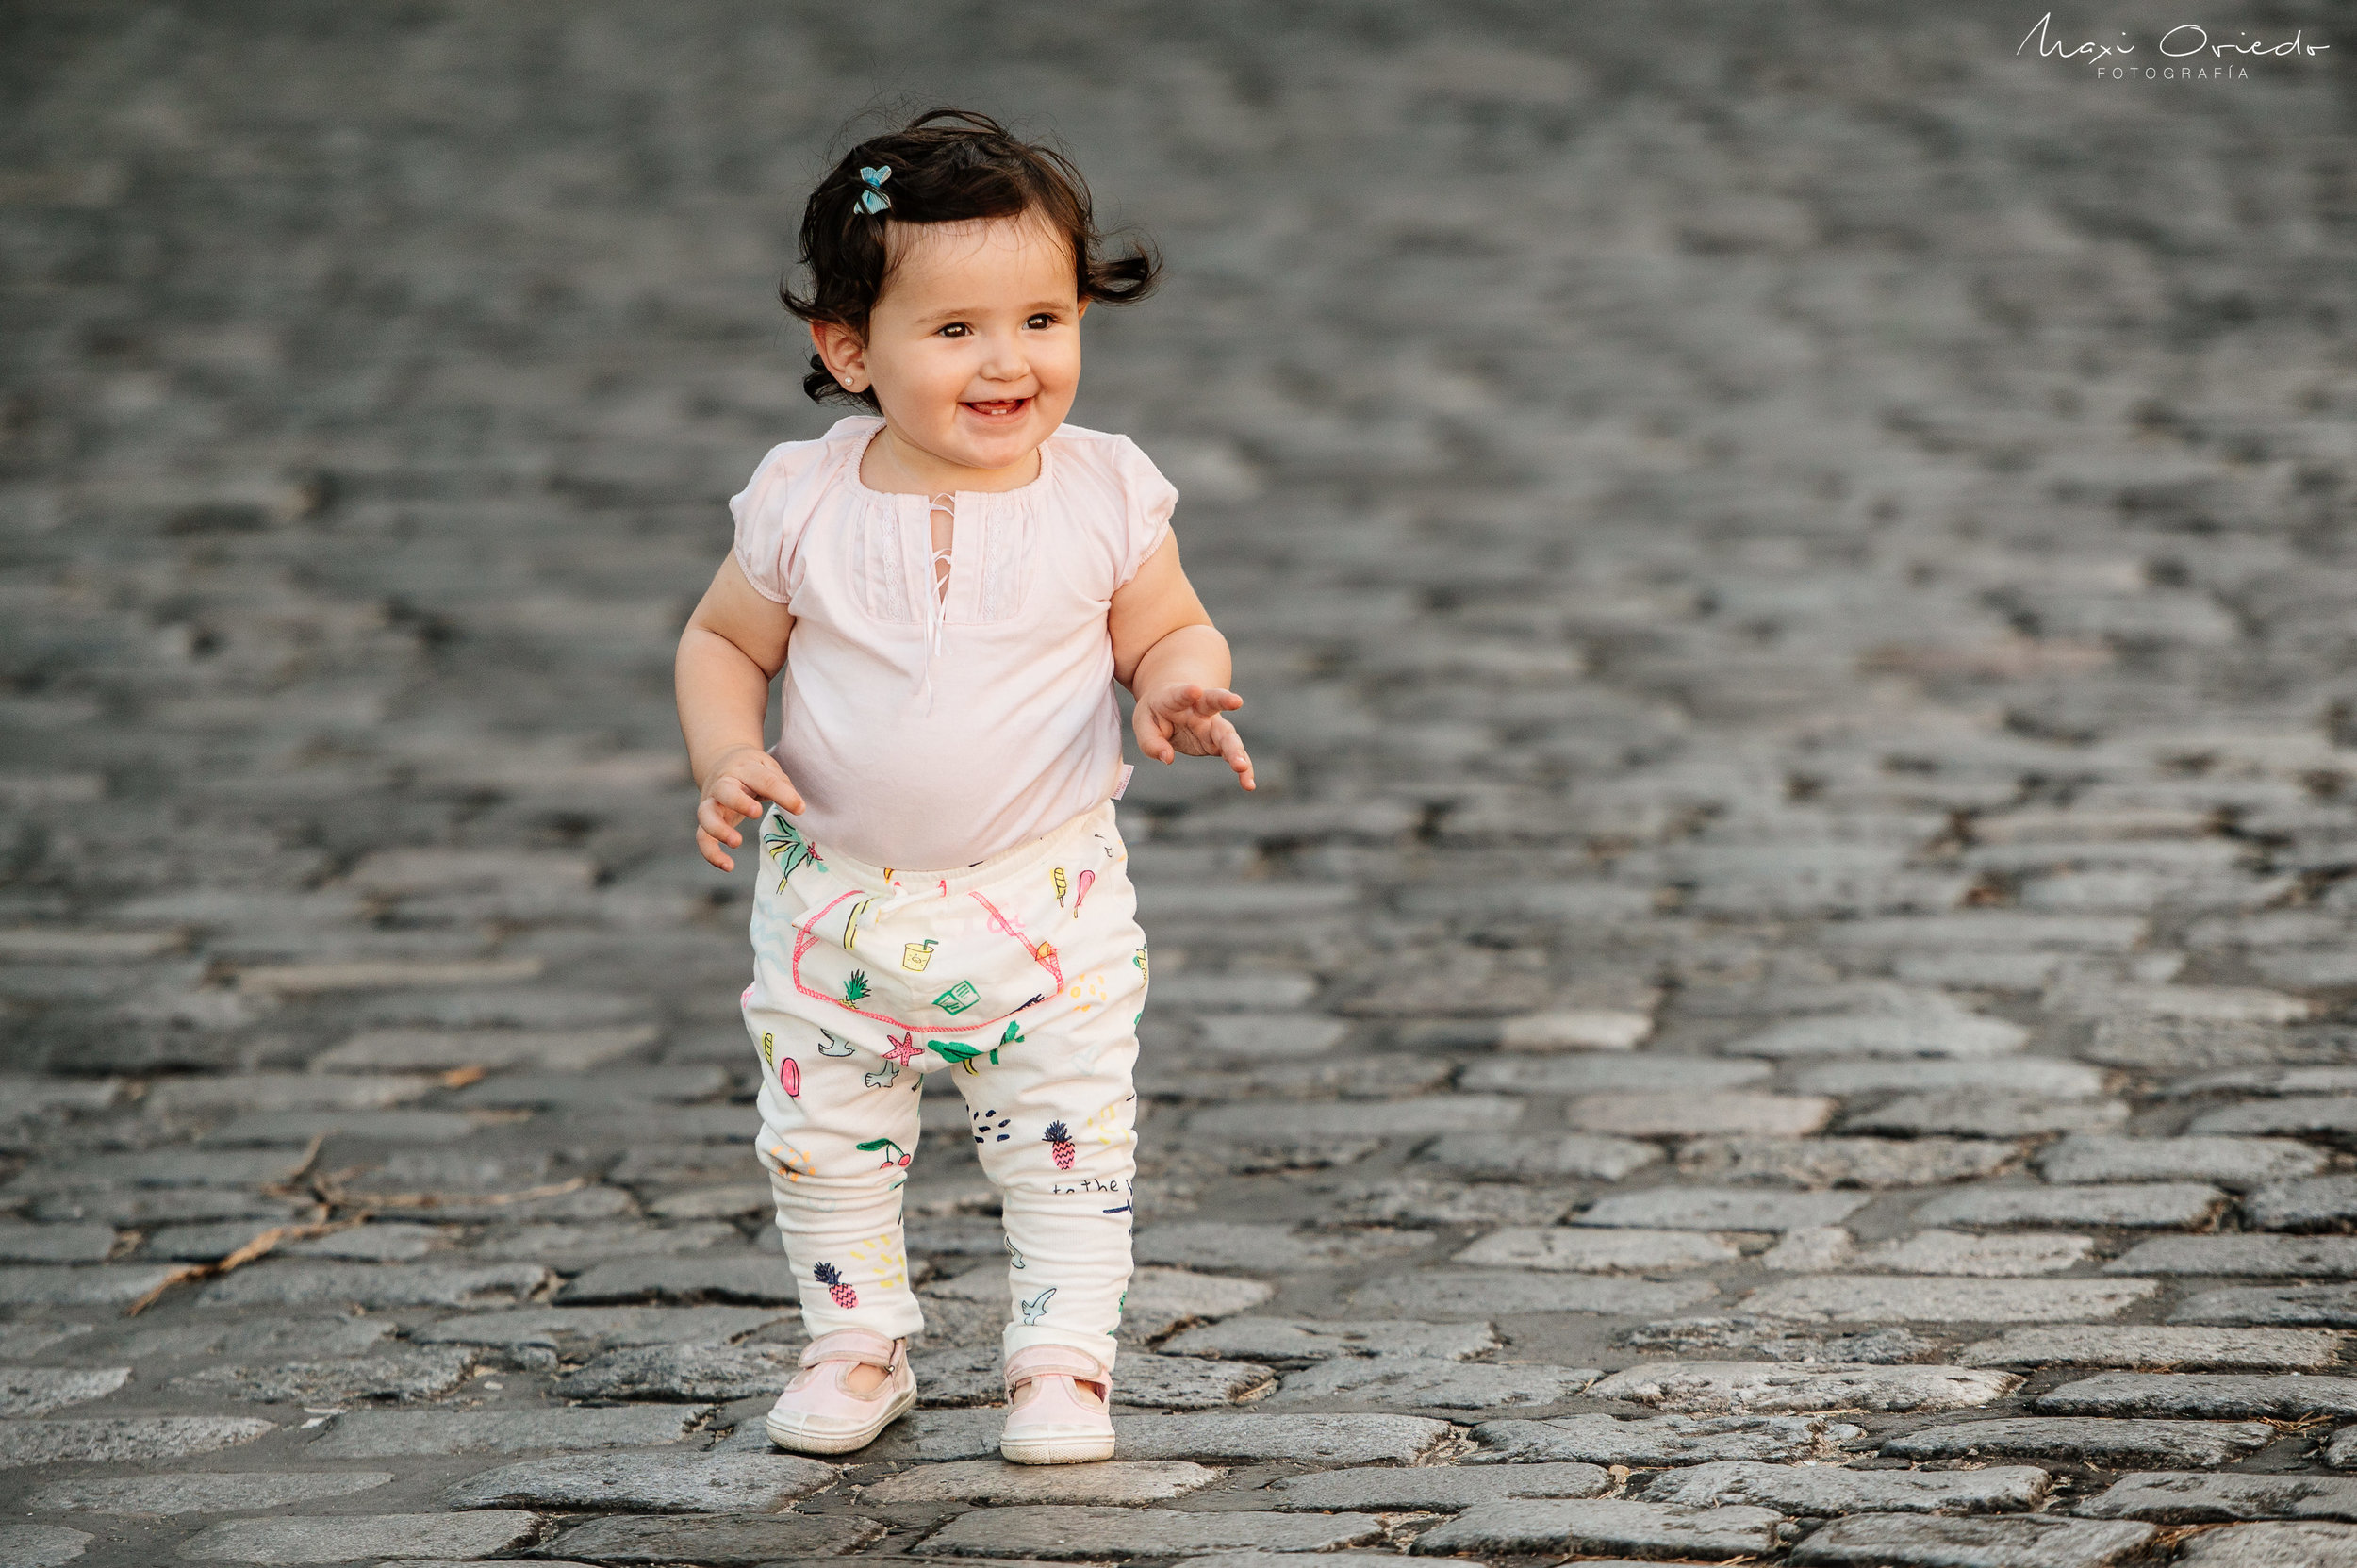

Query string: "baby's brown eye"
[[1026, 314, 1055, 329]]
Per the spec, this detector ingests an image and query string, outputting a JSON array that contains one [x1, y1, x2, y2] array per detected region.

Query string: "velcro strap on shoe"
[[1004, 1345, 1108, 1392], [799, 1328, 900, 1371]]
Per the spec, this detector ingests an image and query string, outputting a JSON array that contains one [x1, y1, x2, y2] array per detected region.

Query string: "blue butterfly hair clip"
[[855, 165, 892, 215]]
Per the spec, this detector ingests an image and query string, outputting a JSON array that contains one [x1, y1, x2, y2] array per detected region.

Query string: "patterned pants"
[[741, 798, 1144, 1369]]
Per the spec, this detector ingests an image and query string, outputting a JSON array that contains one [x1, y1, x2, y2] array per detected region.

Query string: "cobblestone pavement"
[[6, 2, 2357, 1564]]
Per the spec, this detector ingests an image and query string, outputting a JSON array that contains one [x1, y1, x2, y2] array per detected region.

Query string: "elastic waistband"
[[813, 798, 1121, 896]]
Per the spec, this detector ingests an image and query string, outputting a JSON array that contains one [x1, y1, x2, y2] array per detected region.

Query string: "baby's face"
[[858, 213, 1086, 474]]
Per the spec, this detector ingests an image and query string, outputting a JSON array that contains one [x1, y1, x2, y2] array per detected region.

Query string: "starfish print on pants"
[[881, 1031, 923, 1069]]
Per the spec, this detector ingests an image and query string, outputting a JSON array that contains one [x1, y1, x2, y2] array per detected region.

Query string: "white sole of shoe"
[[1000, 1428, 1117, 1465], [764, 1381, 917, 1455]]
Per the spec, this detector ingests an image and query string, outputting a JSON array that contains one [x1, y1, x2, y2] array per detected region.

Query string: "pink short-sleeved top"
[[730, 415, 1175, 871]]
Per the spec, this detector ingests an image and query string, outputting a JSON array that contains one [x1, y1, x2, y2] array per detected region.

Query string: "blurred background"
[[6, 3, 2357, 1123]]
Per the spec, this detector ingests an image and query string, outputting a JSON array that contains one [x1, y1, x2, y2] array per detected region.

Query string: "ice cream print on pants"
[[744, 800, 1145, 1363]]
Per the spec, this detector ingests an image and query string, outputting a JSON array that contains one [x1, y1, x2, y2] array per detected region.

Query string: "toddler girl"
[[674, 108, 1252, 1463]]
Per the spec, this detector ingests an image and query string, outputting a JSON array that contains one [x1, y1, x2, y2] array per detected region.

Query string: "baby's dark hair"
[[780, 107, 1161, 410]]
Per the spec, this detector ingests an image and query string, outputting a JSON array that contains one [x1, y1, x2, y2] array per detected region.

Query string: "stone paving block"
[[532, 1512, 882, 1563], [2078, 1471, 2357, 1522], [851, 1408, 999, 1461], [0, 1224, 116, 1263], [1267, 1355, 1598, 1410], [2179, 1522, 2357, 1566], [175, 1514, 540, 1563], [1844, 1093, 2127, 1138], [1589, 1360, 2017, 1414], [1321, 1175, 1580, 1227], [1455, 1226, 1739, 1271], [1566, 1091, 1834, 1137], [2193, 1098, 2357, 1136], [2108, 1236, 2357, 1277], [408, 1306, 790, 1351], [2036, 1371, 2357, 1419], [1618, 1315, 1935, 1363], [1788, 1513, 2155, 1568], [313, 1026, 657, 1073], [1575, 1187, 1870, 1231], [1409, 1498, 1783, 1559], [0, 1367, 128, 1417], [1761, 1225, 1855, 1271], [168, 1347, 476, 1404], [444, 1450, 835, 1512], [1348, 1269, 1717, 1317], [0, 1525, 91, 1567], [915, 1505, 1380, 1559], [27, 1471, 395, 1514], [0, 1264, 193, 1308], [1914, 1183, 2227, 1229], [1824, 917, 2148, 952], [553, 1256, 794, 1304], [198, 1262, 553, 1309], [859, 1459, 1221, 1506], [1265, 1461, 1607, 1511], [1188, 1095, 1517, 1139], [29, 1192, 305, 1228], [2036, 1135, 2327, 1189], [1470, 1412, 1863, 1465], [1108, 1411, 1452, 1463], [7, 1150, 303, 1193], [1678, 1136, 2021, 1188], [1173, 1557, 1415, 1568], [1133, 1220, 1433, 1272], [1725, 1010, 2029, 1060], [1642, 1459, 2051, 1514], [0, 1416, 276, 1468], [1961, 1326, 2346, 1370], [2175, 1286, 2357, 1327], [2245, 1177, 2357, 1231], [644, 1184, 772, 1220], [0, 1326, 92, 1360], [1854, 1230, 2091, 1277], [1418, 1132, 1660, 1180], [1883, 1418, 2277, 1468], [1497, 1007, 1658, 1050], [1460, 1054, 1766, 1094], [551, 1343, 793, 1401], [1161, 1317, 1497, 1363], [305, 1405, 707, 1457], [197, 1109, 481, 1146], [1788, 1058, 2109, 1098], [1743, 1276, 2159, 1323]]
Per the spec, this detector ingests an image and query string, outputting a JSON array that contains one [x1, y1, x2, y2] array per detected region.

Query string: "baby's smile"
[[963, 396, 1031, 420]]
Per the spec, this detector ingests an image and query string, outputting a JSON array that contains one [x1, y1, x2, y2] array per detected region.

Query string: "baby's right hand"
[[696, 745, 806, 871]]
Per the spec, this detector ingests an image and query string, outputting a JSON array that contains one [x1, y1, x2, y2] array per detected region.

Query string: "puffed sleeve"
[[1113, 436, 1178, 588], [729, 438, 827, 606]]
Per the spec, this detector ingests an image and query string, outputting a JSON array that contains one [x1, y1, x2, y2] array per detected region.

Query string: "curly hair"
[[780, 107, 1162, 410]]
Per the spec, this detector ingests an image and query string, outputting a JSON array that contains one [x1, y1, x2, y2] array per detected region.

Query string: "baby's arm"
[[676, 556, 804, 870], [1109, 535, 1255, 791]]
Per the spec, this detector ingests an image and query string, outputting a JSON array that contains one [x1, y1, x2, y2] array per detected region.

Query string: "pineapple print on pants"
[[742, 799, 1145, 1369], [814, 1262, 857, 1310]]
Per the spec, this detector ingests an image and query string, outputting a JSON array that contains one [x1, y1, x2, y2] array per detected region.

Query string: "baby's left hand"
[[1133, 683, 1255, 791]]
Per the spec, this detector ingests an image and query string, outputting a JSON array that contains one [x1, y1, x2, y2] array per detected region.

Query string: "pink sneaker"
[[763, 1329, 916, 1455], [1000, 1345, 1115, 1464]]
